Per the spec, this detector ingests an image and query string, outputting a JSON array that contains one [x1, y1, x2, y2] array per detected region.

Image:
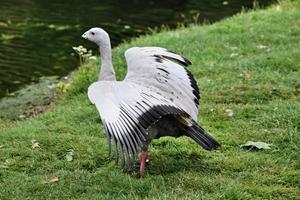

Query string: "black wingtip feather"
[[153, 54, 191, 67], [182, 56, 192, 66], [185, 69, 200, 107], [185, 122, 220, 150], [166, 50, 192, 66]]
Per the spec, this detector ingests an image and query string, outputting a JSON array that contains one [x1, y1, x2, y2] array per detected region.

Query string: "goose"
[[82, 27, 220, 176]]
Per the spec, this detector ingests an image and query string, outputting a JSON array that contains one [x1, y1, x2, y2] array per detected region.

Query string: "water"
[[0, 0, 273, 97]]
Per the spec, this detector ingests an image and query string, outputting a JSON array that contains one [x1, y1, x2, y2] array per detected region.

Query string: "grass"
[[1, 1, 300, 199]]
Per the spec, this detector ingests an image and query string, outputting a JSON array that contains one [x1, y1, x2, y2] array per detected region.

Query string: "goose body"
[[82, 27, 220, 176]]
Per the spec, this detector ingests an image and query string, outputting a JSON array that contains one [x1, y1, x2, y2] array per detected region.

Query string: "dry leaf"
[[240, 141, 272, 150], [42, 177, 59, 184], [239, 72, 252, 80], [49, 177, 59, 183], [244, 72, 251, 80], [19, 115, 26, 119], [230, 53, 238, 58], [32, 142, 40, 149], [256, 45, 267, 49], [31, 140, 40, 149]]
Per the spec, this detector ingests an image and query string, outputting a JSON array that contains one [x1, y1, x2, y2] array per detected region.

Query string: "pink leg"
[[139, 151, 148, 177]]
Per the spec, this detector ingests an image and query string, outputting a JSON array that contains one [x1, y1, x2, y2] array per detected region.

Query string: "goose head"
[[82, 27, 110, 46]]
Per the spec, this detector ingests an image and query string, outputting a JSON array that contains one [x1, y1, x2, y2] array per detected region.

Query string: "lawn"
[[0, 1, 299, 199]]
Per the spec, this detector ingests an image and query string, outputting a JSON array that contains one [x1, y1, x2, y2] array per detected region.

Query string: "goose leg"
[[139, 150, 148, 177]]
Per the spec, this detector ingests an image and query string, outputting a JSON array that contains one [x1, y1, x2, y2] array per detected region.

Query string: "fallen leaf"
[[49, 177, 59, 183], [225, 109, 234, 117], [240, 141, 272, 150], [230, 53, 238, 58], [239, 71, 252, 80], [256, 45, 267, 49], [19, 115, 26, 119], [32, 142, 40, 149], [42, 177, 59, 184], [31, 139, 40, 149], [244, 72, 251, 80]]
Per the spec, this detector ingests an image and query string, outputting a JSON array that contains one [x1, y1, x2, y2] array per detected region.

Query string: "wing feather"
[[118, 112, 139, 154], [88, 81, 191, 168], [106, 123, 119, 165], [124, 47, 200, 120], [102, 121, 112, 156]]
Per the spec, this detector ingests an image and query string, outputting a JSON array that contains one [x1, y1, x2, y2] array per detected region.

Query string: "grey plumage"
[[82, 27, 220, 169]]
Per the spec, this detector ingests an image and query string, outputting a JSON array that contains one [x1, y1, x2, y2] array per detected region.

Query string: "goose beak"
[[82, 33, 88, 39]]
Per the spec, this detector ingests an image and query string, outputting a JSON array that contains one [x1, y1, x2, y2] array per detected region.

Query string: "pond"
[[0, 0, 274, 98]]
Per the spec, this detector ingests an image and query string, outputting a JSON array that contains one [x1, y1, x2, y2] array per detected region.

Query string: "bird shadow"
[[147, 151, 221, 176], [123, 150, 221, 178]]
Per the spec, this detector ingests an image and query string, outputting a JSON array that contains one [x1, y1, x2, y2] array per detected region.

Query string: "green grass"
[[1, 1, 300, 199]]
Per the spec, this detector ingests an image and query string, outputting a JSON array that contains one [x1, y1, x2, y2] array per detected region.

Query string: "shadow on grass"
[[126, 147, 221, 176]]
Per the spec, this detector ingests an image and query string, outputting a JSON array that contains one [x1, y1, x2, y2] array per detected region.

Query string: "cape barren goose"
[[82, 27, 220, 176]]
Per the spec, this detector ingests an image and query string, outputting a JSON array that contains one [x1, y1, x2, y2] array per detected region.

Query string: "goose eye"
[[91, 32, 95, 35]]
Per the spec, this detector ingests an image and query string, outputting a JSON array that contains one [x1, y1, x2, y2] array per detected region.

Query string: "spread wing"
[[88, 81, 189, 168], [124, 47, 200, 120]]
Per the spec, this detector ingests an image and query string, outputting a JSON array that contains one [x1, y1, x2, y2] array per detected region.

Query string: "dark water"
[[0, 0, 273, 97]]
